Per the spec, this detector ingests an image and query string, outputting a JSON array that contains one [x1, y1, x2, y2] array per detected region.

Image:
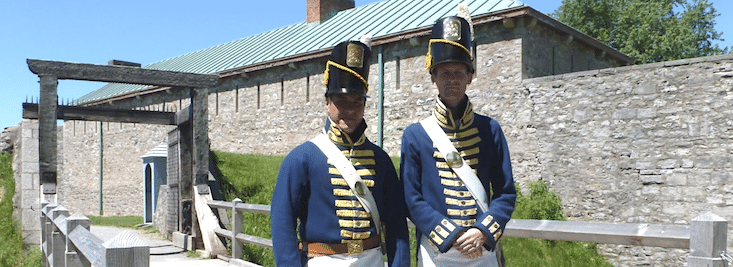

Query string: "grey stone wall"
[[59, 120, 175, 217], [520, 55, 733, 265], [13, 120, 41, 246]]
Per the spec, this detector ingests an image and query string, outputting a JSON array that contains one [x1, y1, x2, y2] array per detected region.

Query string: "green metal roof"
[[76, 0, 525, 104]]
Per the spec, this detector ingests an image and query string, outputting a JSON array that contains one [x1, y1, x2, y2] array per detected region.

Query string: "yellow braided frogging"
[[424, 39, 473, 70], [322, 60, 369, 94]]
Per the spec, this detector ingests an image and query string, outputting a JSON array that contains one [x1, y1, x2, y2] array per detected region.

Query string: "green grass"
[[186, 250, 201, 258], [212, 151, 281, 266], [0, 152, 43, 267], [211, 151, 612, 267], [87, 215, 144, 228]]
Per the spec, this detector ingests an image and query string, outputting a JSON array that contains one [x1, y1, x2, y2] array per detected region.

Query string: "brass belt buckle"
[[342, 239, 364, 255]]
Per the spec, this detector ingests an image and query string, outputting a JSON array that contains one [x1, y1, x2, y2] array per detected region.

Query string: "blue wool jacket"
[[271, 118, 410, 266], [400, 99, 516, 253]]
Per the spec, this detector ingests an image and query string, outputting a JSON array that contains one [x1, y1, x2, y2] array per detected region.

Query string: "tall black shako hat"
[[323, 38, 372, 97], [425, 3, 474, 74]]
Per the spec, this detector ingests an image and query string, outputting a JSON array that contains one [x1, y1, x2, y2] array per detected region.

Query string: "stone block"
[[21, 208, 40, 231], [635, 160, 656, 170], [659, 187, 681, 201], [639, 175, 665, 185], [613, 108, 637, 120], [172, 231, 189, 249], [666, 173, 687, 186], [22, 230, 40, 246], [681, 159, 694, 168], [711, 172, 732, 185], [637, 108, 657, 119], [658, 159, 678, 169], [641, 186, 660, 195], [21, 189, 39, 207], [696, 157, 714, 168], [21, 141, 38, 161], [662, 203, 688, 216], [21, 172, 38, 190], [634, 84, 657, 95], [640, 169, 661, 175], [21, 162, 38, 174]]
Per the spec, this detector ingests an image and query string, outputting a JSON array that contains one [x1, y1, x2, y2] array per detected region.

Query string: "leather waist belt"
[[299, 236, 381, 257]]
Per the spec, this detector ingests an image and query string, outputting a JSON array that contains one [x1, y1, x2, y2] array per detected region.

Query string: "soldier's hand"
[[452, 228, 488, 258]]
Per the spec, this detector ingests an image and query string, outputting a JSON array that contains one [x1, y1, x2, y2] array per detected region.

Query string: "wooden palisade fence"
[[206, 198, 730, 267], [41, 201, 150, 267]]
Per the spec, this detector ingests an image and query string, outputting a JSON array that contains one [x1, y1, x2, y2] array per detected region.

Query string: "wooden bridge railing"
[[206, 199, 730, 266], [41, 201, 150, 267]]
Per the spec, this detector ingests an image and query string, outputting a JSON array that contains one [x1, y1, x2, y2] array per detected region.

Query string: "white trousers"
[[418, 235, 498, 267], [306, 247, 384, 267]]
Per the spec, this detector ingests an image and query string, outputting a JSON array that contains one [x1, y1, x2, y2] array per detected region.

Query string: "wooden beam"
[[22, 103, 176, 125], [27, 59, 220, 88], [191, 88, 209, 193], [504, 219, 690, 249], [502, 18, 516, 29], [39, 74, 58, 194], [193, 186, 227, 257]]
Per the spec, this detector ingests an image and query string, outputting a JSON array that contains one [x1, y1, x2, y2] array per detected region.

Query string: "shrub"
[[502, 180, 612, 267], [0, 152, 43, 267]]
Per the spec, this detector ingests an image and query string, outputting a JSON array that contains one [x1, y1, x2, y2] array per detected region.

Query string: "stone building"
[[59, 0, 630, 217], [16, 0, 733, 265]]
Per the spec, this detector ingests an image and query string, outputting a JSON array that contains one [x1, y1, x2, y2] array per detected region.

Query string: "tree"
[[552, 0, 728, 64]]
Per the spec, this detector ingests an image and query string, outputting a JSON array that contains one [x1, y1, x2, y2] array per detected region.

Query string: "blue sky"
[[1, 0, 731, 130]]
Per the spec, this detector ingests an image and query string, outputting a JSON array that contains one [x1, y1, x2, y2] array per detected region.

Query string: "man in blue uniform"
[[400, 8, 517, 267], [271, 38, 410, 267]]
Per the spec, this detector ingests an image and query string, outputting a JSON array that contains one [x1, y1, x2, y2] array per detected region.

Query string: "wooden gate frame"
[[25, 58, 219, 243]]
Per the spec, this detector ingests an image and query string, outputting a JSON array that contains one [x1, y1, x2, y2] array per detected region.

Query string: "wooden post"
[[102, 231, 150, 267], [166, 129, 181, 238], [232, 198, 243, 260], [178, 110, 193, 236], [191, 87, 210, 194], [39, 74, 58, 196], [50, 206, 69, 267], [688, 212, 728, 267], [41, 201, 49, 267], [43, 203, 57, 267], [65, 213, 90, 266], [67, 226, 105, 267]]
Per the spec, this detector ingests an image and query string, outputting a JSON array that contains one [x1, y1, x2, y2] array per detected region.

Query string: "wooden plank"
[[215, 227, 273, 250], [175, 106, 191, 126], [504, 219, 690, 249], [22, 103, 176, 125], [178, 122, 193, 236], [68, 226, 105, 266], [207, 200, 234, 210], [27, 59, 219, 88], [194, 185, 227, 257], [235, 233, 273, 249], [213, 228, 232, 239], [233, 203, 271, 215]]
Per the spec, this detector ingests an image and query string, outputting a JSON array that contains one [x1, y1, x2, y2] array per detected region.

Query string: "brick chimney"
[[307, 0, 355, 23]]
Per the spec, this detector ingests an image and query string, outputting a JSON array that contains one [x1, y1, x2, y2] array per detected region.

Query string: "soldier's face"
[[431, 62, 472, 108], [325, 94, 366, 134]]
